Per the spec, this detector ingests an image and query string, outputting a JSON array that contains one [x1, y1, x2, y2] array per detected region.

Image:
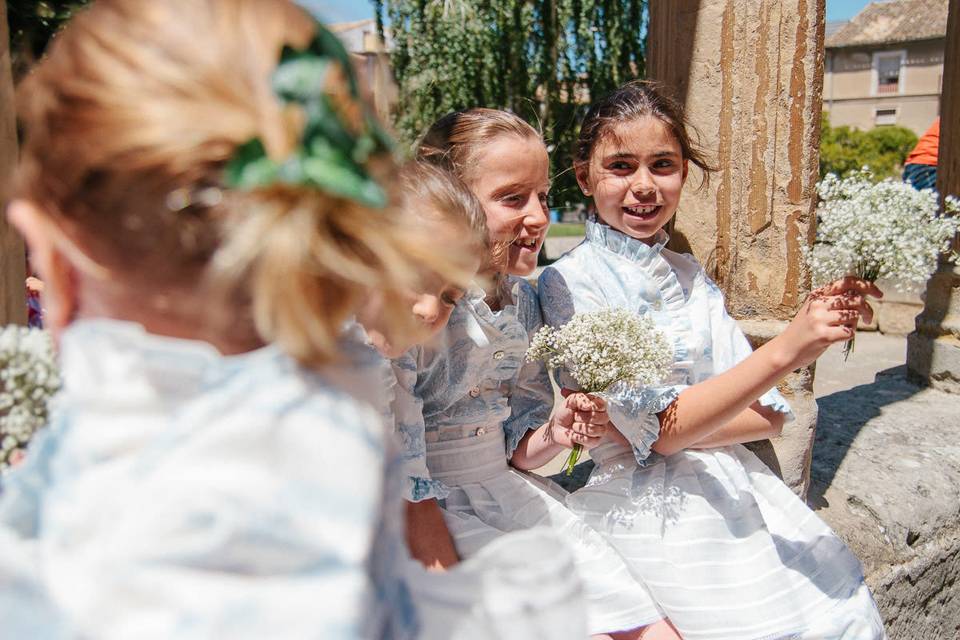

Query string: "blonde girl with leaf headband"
[[0, 1, 449, 637]]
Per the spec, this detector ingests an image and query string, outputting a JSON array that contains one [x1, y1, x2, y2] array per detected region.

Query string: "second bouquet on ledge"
[[526, 308, 674, 475]]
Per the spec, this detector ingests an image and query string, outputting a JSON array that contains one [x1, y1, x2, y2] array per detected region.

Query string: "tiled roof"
[[826, 0, 948, 48], [825, 21, 849, 38]]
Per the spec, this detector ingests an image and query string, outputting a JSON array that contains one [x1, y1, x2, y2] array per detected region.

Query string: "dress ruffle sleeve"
[[602, 381, 687, 466], [391, 350, 452, 502]]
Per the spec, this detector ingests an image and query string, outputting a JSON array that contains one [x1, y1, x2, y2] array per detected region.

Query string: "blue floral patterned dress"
[[350, 321, 590, 639], [392, 276, 664, 635], [538, 219, 886, 640]]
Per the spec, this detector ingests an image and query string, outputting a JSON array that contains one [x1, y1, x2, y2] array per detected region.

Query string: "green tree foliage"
[[373, 0, 647, 207], [7, 1, 90, 79], [820, 114, 918, 181]]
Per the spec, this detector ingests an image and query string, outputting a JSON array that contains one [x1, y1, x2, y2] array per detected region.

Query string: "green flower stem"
[[564, 444, 582, 476]]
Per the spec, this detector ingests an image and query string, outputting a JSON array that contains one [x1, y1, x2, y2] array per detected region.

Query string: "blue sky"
[[826, 0, 873, 21], [298, 0, 374, 23], [299, 1, 872, 26]]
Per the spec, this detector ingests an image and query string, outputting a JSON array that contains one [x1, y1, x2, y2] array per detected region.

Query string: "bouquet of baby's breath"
[[527, 308, 673, 475], [805, 170, 960, 357], [0, 326, 60, 470]]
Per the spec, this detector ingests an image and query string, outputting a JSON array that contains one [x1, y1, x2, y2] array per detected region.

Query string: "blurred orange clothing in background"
[[905, 118, 940, 166]]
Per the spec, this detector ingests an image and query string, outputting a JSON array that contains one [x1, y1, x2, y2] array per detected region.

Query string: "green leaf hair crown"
[[224, 22, 394, 208]]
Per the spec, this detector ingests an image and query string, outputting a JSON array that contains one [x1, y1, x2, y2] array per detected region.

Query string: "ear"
[[574, 162, 592, 196], [681, 159, 689, 185], [7, 200, 79, 336]]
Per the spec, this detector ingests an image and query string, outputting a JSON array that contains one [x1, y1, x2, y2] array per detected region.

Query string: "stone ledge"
[[811, 366, 960, 639]]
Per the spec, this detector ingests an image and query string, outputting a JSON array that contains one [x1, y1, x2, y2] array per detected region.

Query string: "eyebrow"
[[492, 181, 552, 196], [492, 182, 528, 194], [603, 150, 679, 162]]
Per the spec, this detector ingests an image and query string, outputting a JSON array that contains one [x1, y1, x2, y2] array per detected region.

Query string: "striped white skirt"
[[567, 443, 886, 640], [426, 425, 664, 635], [405, 528, 588, 640]]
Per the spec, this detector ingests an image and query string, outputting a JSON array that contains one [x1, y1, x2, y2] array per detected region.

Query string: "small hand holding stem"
[[553, 389, 611, 475], [776, 276, 883, 367]]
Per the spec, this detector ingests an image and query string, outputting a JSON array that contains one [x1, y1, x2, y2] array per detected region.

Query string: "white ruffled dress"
[[392, 276, 664, 635], [538, 220, 886, 640]]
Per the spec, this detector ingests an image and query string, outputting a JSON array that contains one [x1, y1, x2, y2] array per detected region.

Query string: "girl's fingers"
[[582, 394, 607, 411], [565, 392, 606, 412], [569, 432, 604, 449], [821, 277, 884, 299], [570, 421, 606, 437], [829, 293, 863, 310], [573, 409, 609, 425], [826, 309, 861, 326], [815, 323, 855, 345]]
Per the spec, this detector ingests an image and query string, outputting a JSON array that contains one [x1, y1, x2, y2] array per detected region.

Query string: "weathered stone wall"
[[813, 365, 960, 639], [648, 0, 825, 496], [0, 1, 26, 326]]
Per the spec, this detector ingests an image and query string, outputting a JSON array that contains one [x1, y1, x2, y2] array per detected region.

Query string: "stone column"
[[0, 1, 25, 326], [906, 0, 960, 393], [648, 0, 825, 497]]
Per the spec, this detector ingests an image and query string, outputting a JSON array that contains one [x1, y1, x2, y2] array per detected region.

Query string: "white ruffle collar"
[[584, 218, 686, 311]]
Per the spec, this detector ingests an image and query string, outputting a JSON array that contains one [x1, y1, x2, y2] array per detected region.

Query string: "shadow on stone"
[[809, 365, 922, 508]]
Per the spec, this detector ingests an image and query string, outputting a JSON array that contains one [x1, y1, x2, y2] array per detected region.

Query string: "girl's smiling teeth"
[[514, 236, 540, 248], [623, 204, 662, 219]]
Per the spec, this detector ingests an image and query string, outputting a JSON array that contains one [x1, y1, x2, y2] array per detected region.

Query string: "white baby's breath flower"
[[526, 308, 673, 393], [804, 170, 960, 289], [0, 325, 60, 470], [527, 309, 673, 475]]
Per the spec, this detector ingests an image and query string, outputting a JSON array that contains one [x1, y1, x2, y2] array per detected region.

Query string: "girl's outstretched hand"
[[776, 276, 883, 370], [550, 390, 610, 450]]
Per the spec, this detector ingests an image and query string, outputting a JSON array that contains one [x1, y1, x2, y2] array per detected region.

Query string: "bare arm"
[[404, 499, 459, 571], [651, 278, 879, 457], [687, 402, 785, 449]]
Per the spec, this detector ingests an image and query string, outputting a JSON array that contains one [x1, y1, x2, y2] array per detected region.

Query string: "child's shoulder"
[[508, 274, 537, 299], [218, 343, 387, 456]]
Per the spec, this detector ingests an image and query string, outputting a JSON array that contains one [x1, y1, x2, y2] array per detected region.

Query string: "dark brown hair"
[[575, 80, 715, 185]]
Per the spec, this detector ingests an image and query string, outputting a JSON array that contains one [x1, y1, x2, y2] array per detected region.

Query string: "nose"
[[412, 294, 441, 325], [522, 195, 549, 232], [631, 170, 658, 200]]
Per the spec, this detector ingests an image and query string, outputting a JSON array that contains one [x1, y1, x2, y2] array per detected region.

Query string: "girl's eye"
[[538, 192, 548, 204], [608, 161, 633, 171], [653, 159, 675, 170], [501, 194, 523, 204]]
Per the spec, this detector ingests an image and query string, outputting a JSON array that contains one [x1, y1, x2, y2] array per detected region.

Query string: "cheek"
[[661, 174, 685, 198], [482, 204, 518, 238], [430, 307, 455, 334], [593, 175, 628, 200], [441, 305, 456, 325]]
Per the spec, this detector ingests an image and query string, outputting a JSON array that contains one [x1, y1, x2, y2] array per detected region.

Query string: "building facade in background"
[[824, 0, 947, 135], [329, 19, 397, 120]]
